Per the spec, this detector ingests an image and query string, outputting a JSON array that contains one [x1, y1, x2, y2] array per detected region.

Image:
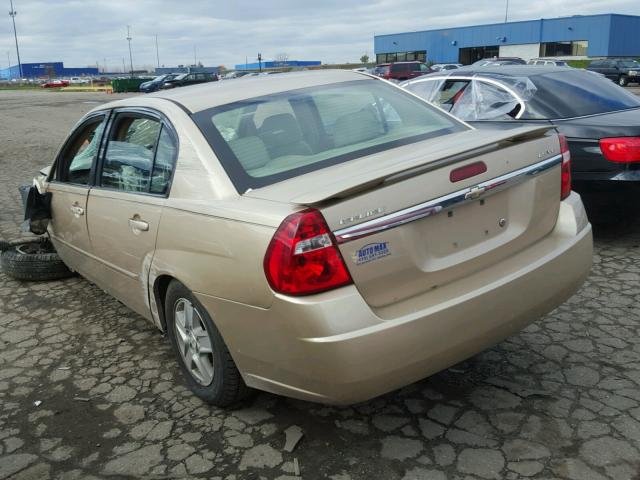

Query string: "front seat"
[[258, 113, 313, 159]]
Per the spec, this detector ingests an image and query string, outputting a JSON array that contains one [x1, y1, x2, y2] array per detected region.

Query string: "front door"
[[86, 110, 178, 317], [47, 113, 108, 275]]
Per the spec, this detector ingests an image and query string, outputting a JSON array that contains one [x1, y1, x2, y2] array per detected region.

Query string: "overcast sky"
[[1, 0, 639, 71]]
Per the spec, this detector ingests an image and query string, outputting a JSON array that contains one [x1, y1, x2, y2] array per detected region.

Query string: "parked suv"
[[375, 62, 432, 81], [160, 72, 218, 89], [587, 59, 640, 86], [527, 58, 569, 67]]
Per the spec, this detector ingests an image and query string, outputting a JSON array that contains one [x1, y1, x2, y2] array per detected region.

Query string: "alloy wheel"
[[173, 298, 215, 385]]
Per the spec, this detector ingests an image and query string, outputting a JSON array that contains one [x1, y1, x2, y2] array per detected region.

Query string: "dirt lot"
[[0, 90, 640, 480]]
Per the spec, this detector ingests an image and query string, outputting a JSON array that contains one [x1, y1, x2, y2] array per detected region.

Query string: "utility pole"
[[8, 0, 22, 78], [193, 45, 197, 66], [126, 25, 134, 77], [155, 34, 160, 69], [103, 57, 106, 73], [504, 0, 509, 23]]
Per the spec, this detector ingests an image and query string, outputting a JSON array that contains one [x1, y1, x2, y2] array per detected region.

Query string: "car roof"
[[145, 69, 370, 113]]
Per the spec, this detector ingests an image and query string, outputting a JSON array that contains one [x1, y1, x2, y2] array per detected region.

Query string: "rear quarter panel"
[[151, 206, 276, 311]]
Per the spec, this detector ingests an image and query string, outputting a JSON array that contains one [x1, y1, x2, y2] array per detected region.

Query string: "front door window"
[[57, 115, 107, 184]]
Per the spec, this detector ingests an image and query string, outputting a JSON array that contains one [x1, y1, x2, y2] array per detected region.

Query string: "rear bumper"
[[196, 193, 592, 405]]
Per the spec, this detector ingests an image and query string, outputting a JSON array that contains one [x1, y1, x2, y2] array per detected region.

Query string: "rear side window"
[[523, 71, 640, 119], [100, 114, 177, 194], [193, 79, 467, 192], [391, 64, 408, 73]]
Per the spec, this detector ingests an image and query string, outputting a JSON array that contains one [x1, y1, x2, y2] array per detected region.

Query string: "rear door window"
[[99, 114, 177, 194]]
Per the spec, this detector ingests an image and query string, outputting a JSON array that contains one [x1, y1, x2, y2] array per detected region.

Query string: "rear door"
[[184, 74, 198, 86], [588, 60, 603, 74], [86, 109, 178, 317], [603, 61, 617, 80], [47, 113, 108, 275]]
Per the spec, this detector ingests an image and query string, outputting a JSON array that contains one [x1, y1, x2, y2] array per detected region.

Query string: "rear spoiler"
[[289, 125, 554, 205]]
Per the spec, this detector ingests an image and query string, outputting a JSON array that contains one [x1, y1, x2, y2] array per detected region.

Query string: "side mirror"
[[39, 165, 51, 178]]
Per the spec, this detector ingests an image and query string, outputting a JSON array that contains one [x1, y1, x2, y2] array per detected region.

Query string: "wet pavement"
[[0, 90, 639, 480]]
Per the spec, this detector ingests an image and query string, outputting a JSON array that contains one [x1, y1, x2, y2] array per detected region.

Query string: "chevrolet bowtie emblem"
[[465, 185, 486, 200]]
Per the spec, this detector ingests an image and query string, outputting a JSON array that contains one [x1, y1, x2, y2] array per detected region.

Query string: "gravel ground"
[[1, 90, 640, 480]]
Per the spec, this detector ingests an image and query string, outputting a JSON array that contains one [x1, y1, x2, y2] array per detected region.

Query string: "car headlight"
[[629, 71, 638, 76]]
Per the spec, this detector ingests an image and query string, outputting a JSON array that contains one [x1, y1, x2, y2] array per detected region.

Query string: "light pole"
[[257, 53, 262, 72], [155, 34, 160, 69], [8, 0, 22, 78], [126, 25, 134, 77], [504, 0, 509, 23]]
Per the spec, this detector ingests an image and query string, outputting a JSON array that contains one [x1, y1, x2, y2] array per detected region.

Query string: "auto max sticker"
[[353, 242, 390, 265]]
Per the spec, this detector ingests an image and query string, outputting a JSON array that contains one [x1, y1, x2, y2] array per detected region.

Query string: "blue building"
[[234, 60, 321, 71], [0, 61, 99, 80], [374, 13, 640, 65]]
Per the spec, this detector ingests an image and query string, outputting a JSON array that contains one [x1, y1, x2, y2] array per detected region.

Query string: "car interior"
[[217, 88, 442, 179]]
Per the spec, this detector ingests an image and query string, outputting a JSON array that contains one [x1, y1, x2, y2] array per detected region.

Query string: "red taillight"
[[599, 137, 640, 163], [264, 209, 353, 296], [559, 134, 572, 200]]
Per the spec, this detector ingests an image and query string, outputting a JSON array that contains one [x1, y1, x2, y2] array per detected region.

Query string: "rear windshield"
[[192, 79, 466, 192], [522, 70, 640, 119]]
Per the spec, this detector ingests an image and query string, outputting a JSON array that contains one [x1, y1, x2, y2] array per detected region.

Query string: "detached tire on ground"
[[0, 241, 74, 281]]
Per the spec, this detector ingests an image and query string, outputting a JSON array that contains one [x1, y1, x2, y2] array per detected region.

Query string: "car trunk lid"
[[246, 126, 563, 309]]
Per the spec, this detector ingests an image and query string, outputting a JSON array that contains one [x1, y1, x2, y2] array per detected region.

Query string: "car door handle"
[[70, 204, 84, 216], [128, 218, 149, 232]]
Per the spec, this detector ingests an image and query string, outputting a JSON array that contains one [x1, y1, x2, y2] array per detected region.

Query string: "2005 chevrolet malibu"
[[29, 70, 592, 406]]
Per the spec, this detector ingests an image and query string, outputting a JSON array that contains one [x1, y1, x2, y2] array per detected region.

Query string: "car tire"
[[0, 240, 75, 281], [619, 75, 628, 87], [165, 280, 252, 407]]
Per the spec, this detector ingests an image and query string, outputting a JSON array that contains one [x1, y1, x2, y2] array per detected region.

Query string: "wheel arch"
[[152, 273, 177, 332]]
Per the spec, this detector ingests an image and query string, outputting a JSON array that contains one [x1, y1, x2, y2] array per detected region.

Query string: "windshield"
[[192, 79, 467, 192], [522, 70, 640, 119], [619, 61, 640, 68]]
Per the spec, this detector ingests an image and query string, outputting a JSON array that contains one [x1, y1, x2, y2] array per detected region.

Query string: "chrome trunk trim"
[[333, 154, 562, 244]]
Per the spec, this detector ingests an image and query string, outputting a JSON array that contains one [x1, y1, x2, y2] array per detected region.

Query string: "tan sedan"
[[31, 70, 592, 405]]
